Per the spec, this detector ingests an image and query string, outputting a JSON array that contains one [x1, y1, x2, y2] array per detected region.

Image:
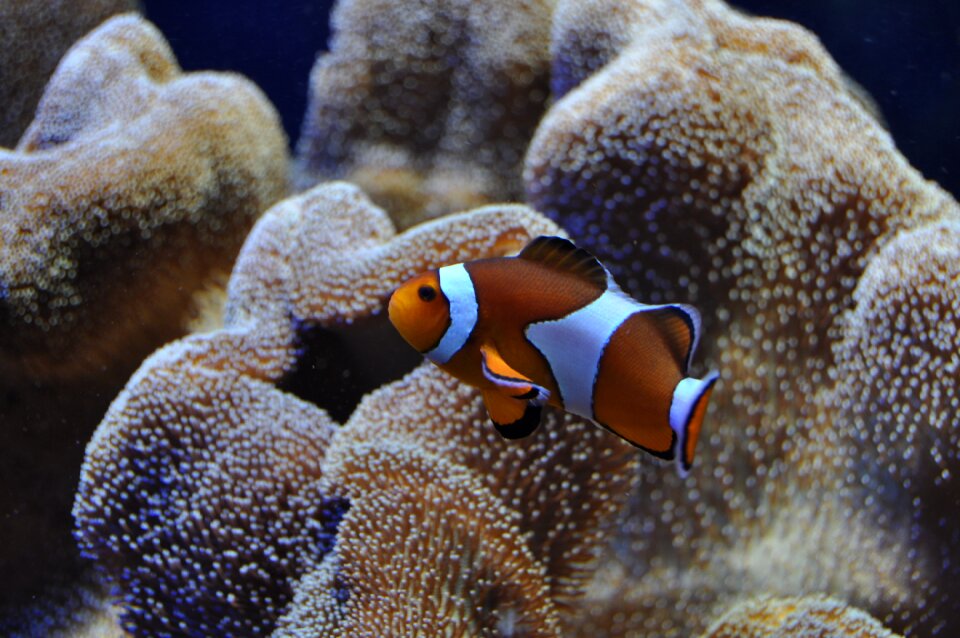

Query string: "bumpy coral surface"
[[336, 365, 636, 610], [63, 0, 959, 634], [525, 0, 960, 635], [76, 183, 634, 635], [703, 596, 901, 638], [279, 366, 634, 636], [296, 0, 554, 229], [0, 13, 288, 383], [0, 0, 136, 147], [75, 361, 347, 635], [281, 437, 564, 637], [0, 13, 288, 628], [782, 220, 960, 632]]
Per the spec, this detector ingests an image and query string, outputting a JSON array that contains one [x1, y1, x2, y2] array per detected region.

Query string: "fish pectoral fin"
[[479, 344, 547, 439], [479, 344, 549, 404], [482, 390, 542, 440]]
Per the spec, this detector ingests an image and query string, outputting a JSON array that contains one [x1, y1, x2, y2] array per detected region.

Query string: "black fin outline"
[[591, 418, 677, 461], [517, 236, 607, 290], [492, 402, 542, 440]]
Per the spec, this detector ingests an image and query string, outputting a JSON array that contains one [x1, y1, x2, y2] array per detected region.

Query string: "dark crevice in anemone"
[[280, 308, 423, 423], [331, 572, 351, 606], [310, 496, 350, 559]]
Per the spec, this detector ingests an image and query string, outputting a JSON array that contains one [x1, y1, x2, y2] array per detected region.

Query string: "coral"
[[63, 0, 959, 634], [0, 13, 288, 384], [0, 13, 287, 627], [279, 440, 562, 637], [778, 220, 960, 632], [299, 364, 634, 635], [74, 361, 347, 635], [815, 220, 960, 503], [296, 0, 554, 229], [77, 183, 633, 635], [524, 0, 960, 635], [333, 365, 635, 611], [0, 0, 136, 147], [702, 596, 901, 638], [548, 558, 725, 636]]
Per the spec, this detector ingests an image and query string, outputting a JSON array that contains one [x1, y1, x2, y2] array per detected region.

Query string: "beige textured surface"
[[279, 438, 562, 637], [296, 0, 555, 229], [0, 14, 289, 384], [0, 0, 137, 147], [76, 183, 635, 635], [526, 0, 960, 635], [59, 0, 959, 634], [0, 13, 288, 627], [702, 596, 901, 638]]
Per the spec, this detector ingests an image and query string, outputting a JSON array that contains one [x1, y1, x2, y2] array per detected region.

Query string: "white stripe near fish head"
[[425, 263, 478, 365]]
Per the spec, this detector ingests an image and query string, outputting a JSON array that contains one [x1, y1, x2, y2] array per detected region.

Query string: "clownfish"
[[388, 236, 719, 475]]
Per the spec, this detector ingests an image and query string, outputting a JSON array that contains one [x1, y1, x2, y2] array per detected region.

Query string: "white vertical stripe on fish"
[[525, 288, 637, 418], [426, 263, 478, 365]]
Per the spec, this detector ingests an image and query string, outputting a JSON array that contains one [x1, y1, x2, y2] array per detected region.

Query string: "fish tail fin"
[[669, 371, 719, 477]]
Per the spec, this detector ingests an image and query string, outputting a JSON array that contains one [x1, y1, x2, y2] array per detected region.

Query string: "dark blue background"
[[141, 0, 960, 199]]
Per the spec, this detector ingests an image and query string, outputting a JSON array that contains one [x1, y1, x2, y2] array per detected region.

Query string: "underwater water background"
[[141, 0, 960, 198]]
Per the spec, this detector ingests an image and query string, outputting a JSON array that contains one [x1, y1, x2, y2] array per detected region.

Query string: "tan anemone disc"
[[0, 12, 288, 617], [0, 0, 137, 147], [526, 0, 960, 635], [0, 14, 289, 384], [296, 0, 555, 229], [75, 182, 637, 636], [702, 596, 902, 638]]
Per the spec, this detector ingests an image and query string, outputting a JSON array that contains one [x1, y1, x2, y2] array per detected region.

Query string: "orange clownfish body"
[[388, 236, 719, 475]]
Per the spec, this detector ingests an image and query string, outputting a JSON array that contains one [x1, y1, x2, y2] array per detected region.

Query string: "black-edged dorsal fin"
[[517, 236, 608, 289]]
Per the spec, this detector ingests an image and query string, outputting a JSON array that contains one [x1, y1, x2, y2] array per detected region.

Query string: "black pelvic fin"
[[492, 402, 542, 440]]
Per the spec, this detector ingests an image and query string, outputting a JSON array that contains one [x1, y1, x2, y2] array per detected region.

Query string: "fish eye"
[[418, 285, 437, 302]]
